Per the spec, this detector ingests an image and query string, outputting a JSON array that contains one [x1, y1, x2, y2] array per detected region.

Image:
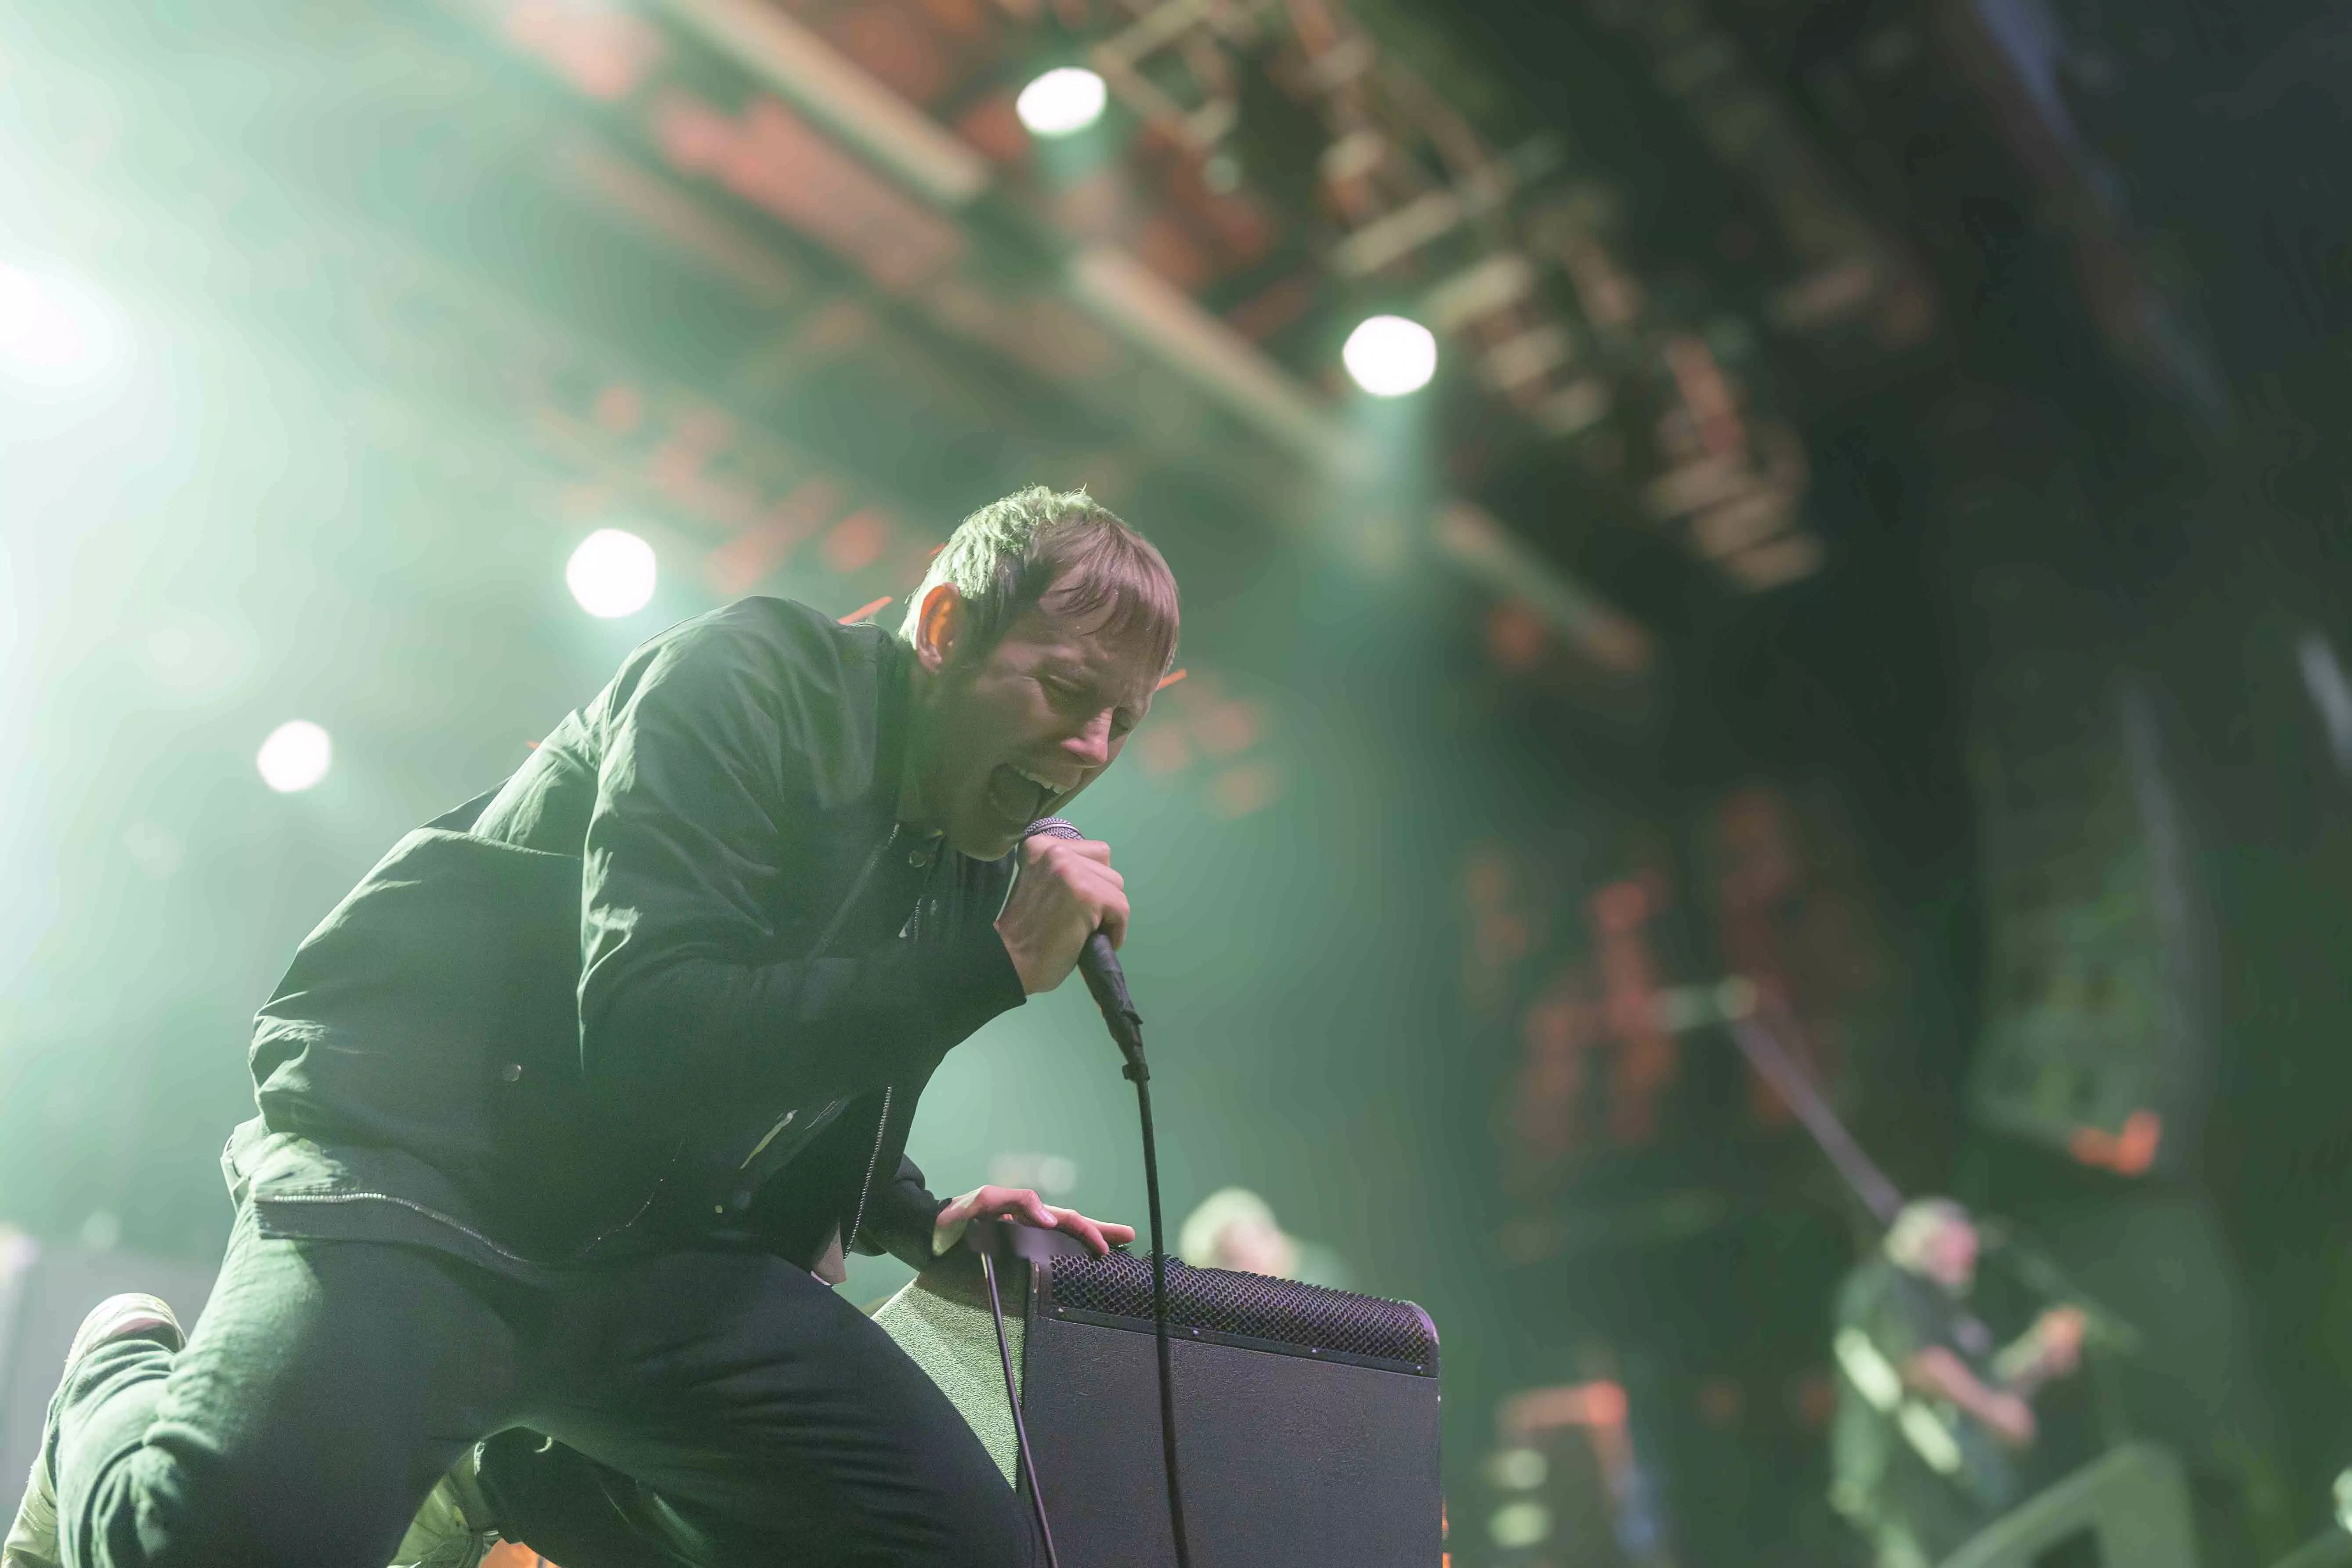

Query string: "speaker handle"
[[962, 1214, 1101, 1267]]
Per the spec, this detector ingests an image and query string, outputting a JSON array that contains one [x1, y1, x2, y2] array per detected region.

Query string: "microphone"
[[1024, 818, 1145, 1068]]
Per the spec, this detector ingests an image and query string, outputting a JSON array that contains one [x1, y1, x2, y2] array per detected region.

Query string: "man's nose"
[[1060, 710, 1115, 769]]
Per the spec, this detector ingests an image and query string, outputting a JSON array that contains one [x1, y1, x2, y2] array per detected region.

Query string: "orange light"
[[837, 595, 894, 625], [481, 1542, 558, 1568], [2067, 1110, 2162, 1175], [1500, 1379, 1628, 1436]]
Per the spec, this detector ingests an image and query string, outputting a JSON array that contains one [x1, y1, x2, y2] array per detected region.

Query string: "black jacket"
[[226, 598, 1028, 1278]]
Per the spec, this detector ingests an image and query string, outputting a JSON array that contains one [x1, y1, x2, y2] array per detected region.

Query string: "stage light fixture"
[[256, 720, 333, 793], [1342, 315, 1438, 396], [567, 528, 658, 618], [1016, 67, 1107, 137]]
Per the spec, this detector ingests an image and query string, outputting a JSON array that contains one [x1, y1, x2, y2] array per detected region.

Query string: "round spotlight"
[[567, 528, 657, 618], [256, 720, 333, 793], [1342, 314, 1438, 397], [1016, 67, 1107, 137]]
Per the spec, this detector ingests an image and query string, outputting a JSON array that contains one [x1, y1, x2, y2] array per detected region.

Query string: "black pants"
[[49, 1206, 1033, 1568]]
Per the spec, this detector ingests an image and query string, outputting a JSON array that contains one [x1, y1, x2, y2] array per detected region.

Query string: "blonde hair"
[[1179, 1186, 1279, 1267], [900, 485, 1179, 672], [1883, 1197, 1971, 1273]]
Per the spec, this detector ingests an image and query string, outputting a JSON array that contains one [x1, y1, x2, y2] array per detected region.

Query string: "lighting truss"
[[1073, 0, 1935, 590]]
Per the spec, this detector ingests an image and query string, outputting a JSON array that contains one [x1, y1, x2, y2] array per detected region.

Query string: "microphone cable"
[[1021, 818, 1193, 1568], [1125, 1030, 1194, 1568]]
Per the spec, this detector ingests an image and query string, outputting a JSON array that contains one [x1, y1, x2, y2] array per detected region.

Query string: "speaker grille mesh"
[[1046, 1253, 1437, 1369]]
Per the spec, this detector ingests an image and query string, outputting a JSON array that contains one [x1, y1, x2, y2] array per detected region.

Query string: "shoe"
[[1, 1294, 183, 1568]]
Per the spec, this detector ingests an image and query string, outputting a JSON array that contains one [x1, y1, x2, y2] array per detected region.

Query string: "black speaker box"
[[1011, 1242, 1441, 1568]]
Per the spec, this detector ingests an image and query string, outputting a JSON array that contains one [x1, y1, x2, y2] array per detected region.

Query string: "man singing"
[[5, 485, 1176, 1568]]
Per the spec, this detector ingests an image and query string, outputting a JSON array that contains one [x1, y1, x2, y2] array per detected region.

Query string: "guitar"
[[1946, 1304, 2089, 1512]]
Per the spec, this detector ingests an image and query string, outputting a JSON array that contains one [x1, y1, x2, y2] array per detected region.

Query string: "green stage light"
[[1017, 67, 1107, 137], [256, 720, 333, 794], [567, 527, 658, 618], [1342, 315, 1437, 397]]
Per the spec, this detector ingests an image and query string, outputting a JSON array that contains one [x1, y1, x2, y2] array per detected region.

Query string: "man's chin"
[[950, 817, 1026, 862]]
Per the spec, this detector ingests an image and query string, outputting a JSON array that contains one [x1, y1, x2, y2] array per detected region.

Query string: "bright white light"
[[256, 720, 333, 793], [1016, 67, 1107, 137], [1342, 314, 1438, 397], [567, 528, 658, 618], [0, 262, 120, 389]]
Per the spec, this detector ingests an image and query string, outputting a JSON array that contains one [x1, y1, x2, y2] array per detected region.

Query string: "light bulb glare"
[[257, 720, 333, 793], [567, 528, 658, 618], [0, 262, 122, 388], [1342, 314, 1438, 396], [1017, 67, 1108, 137]]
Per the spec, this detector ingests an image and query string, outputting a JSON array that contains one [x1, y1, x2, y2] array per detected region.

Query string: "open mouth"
[[985, 762, 1059, 824]]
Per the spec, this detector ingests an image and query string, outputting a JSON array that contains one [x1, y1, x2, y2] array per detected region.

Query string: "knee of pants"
[[70, 1430, 427, 1568], [480, 1432, 1042, 1568], [68, 1437, 234, 1568]]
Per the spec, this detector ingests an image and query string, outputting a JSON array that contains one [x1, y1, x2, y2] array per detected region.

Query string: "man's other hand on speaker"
[[934, 1185, 1136, 1257]]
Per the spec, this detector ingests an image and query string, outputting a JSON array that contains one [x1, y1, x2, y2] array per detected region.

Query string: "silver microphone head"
[[1025, 817, 1084, 841]]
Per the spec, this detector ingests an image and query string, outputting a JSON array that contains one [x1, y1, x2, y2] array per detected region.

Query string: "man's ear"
[[912, 583, 966, 674]]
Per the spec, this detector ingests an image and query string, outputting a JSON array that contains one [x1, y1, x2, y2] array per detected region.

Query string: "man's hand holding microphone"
[[993, 825, 1128, 996]]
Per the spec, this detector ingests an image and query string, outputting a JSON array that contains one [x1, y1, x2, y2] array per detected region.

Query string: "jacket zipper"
[[839, 868, 943, 1248], [734, 825, 899, 1177], [264, 1190, 544, 1269], [843, 1084, 892, 1251], [839, 835, 937, 1246], [811, 826, 898, 963]]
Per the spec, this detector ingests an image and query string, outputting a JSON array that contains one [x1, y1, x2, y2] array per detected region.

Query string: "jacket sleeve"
[[576, 608, 1025, 1142], [854, 1153, 950, 1272]]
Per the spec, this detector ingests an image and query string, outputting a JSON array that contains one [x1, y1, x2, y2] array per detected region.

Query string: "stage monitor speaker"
[[1024, 1245, 1439, 1568], [1942, 1443, 2197, 1568], [874, 1238, 1440, 1567]]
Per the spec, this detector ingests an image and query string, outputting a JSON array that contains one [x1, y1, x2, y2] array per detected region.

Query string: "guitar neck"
[[2002, 1361, 2056, 1402], [1992, 1325, 2066, 1400]]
